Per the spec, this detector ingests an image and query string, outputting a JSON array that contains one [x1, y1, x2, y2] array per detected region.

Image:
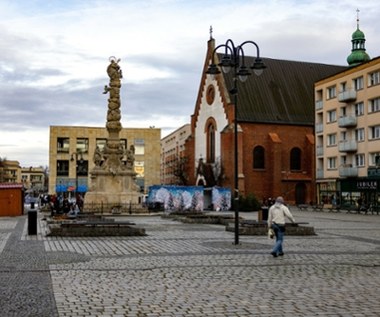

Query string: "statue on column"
[[93, 57, 134, 174]]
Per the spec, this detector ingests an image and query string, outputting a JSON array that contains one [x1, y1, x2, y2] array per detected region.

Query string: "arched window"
[[207, 123, 215, 163], [253, 146, 265, 169], [290, 147, 301, 170]]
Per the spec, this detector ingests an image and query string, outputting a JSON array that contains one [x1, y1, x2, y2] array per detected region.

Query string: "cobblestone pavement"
[[1, 208, 380, 317]]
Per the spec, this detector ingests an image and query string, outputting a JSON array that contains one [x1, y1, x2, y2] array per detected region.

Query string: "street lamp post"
[[206, 39, 265, 245], [71, 152, 83, 198]]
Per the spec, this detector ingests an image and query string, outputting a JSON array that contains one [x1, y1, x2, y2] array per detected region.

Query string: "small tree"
[[239, 193, 261, 211]]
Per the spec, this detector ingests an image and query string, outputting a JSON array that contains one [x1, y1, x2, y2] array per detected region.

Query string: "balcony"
[[338, 89, 356, 102], [315, 100, 323, 111], [339, 165, 358, 177], [316, 146, 324, 156], [338, 115, 357, 128], [339, 140, 357, 152], [315, 123, 323, 134], [316, 169, 324, 179]]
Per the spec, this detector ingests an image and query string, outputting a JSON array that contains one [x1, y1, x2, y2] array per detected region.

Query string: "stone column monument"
[[83, 57, 140, 212]]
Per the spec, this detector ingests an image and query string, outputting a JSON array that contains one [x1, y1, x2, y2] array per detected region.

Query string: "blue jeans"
[[271, 223, 285, 255]]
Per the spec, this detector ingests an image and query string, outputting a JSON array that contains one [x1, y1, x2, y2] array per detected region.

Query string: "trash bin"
[[260, 206, 269, 222], [28, 210, 37, 235]]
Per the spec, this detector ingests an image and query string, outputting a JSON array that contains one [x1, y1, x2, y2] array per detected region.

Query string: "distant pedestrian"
[[268, 196, 295, 257]]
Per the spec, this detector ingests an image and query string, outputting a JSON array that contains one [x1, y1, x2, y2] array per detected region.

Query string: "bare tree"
[[173, 155, 189, 185]]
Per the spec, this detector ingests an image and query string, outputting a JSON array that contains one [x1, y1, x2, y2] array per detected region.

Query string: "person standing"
[[268, 196, 295, 257]]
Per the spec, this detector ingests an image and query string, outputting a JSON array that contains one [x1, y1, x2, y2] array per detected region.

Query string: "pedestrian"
[[268, 196, 295, 257]]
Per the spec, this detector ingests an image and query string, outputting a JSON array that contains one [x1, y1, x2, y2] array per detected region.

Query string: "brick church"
[[184, 36, 346, 205]]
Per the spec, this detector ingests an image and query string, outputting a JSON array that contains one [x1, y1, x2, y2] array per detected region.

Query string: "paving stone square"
[[0, 208, 380, 316]]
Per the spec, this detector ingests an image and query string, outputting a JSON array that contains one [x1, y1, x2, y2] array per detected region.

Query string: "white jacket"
[[268, 202, 295, 227]]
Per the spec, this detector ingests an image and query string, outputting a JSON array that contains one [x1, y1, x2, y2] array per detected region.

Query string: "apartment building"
[[0, 159, 21, 184], [315, 57, 380, 208], [49, 126, 161, 195], [160, 124, 191, 185], [21, 166, 46, 193]]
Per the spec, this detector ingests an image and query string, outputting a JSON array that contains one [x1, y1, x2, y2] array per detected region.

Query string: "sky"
[[1, 0, 380, 168]]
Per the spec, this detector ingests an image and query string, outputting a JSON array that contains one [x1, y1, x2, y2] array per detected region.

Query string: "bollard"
[[28, 210, 37, 235]]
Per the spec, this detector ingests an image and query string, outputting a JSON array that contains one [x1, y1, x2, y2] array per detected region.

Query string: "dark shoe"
[[271, 252, 278, 257], [278, 252, 284, 256]]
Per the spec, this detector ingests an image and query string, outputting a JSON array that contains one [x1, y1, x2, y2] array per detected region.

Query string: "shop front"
[[338, 178, 380, 212]]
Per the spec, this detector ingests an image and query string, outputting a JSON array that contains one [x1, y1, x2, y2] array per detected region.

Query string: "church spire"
[[347, 9, 370, 66]]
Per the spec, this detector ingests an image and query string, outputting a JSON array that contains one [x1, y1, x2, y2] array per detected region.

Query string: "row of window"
[[253, 146, 302, 171], [326, 152, 380, 169], [325, 98, 380, 123], [57, 138, 145, 155], [326, 70, 380, 99], [326, 126, 380, 145], [56, 159, 145, 177]]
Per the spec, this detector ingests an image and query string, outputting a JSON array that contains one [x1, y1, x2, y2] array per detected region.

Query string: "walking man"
[[268, 196, 295, 257]]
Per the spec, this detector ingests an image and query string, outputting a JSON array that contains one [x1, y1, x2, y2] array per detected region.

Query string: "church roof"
[[220, 56, 347, 126]]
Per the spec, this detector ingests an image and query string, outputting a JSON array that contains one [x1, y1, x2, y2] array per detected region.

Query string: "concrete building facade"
[[160, 124, 191, 185], [315, 57, 380, 208], [49, 126, 161, 196]]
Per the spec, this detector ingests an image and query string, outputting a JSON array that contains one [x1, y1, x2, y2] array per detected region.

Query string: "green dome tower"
[[347, 9, 370, 66]]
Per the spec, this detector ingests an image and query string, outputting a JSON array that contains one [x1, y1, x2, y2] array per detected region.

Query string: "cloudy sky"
[[1, 0, 380, 168]]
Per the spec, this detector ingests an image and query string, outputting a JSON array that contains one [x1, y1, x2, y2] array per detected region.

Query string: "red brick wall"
[[221, 123, 315, 205], [186, 122, 315, 206]]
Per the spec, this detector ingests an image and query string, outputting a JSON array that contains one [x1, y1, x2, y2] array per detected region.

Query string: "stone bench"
[[47, 220, 145, 237]]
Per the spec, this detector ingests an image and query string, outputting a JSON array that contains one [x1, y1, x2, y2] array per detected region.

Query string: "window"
[[340, 131, 347, 141], [135, 144, 145, 155], [355, 128, 365, 142], [253, 146, 265, 169], [134, 139, 145, 155], [327, 86, 336, 99], [327, 157, 337, 169], [206, 123, 215, 163], [355, 154, 365, 167], [76, 138, 89, 153], [57, 160, 69, 176], [57, 138, 69, 153], [96, 138, 107, 151], [369, 71, 380, 86], [340, 82, 347, 92], [290, 148, 301, 170], [120, 139, 127, 151], [77, 160, 88, 176], [369, 98, 380, 113], [355, 102, 364, 116], [370, 153, 380, 166], [327, 110, 336, 123], [353, 76, 364, 90], [327, 134, 337, 146], [370, 125, 380, 140], [134, 161, 144, 178], [340, 106, 346, 117]]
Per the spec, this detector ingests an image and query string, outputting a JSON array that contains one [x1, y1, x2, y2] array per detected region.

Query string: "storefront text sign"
[[356, 180, 378, 190]]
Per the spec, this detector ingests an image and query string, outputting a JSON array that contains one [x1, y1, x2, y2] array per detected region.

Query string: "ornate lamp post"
[[71, 152, 83, 198], [206, 39, 265, 245]]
